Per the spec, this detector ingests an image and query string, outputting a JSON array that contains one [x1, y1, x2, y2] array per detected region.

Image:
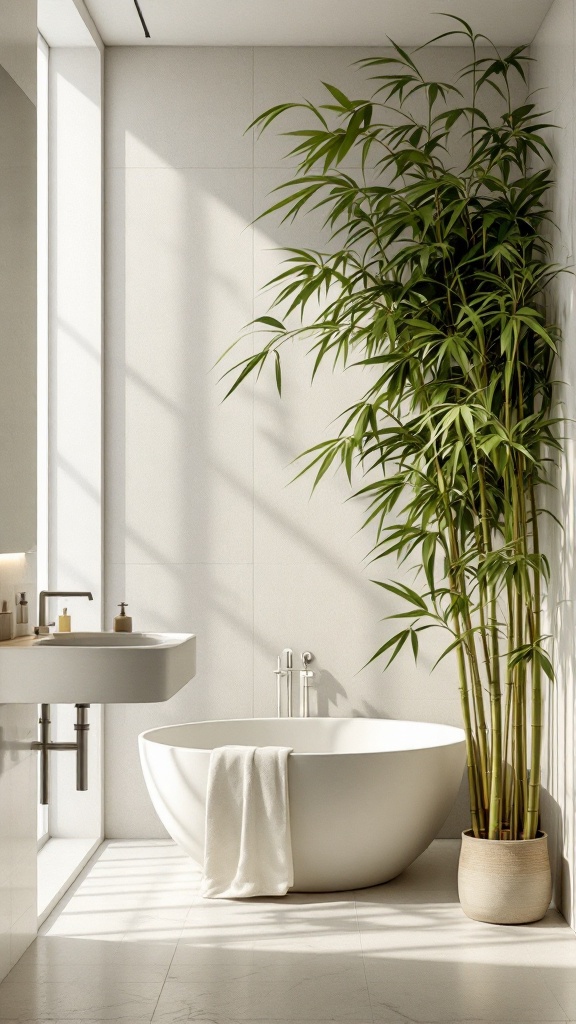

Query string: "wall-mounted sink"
[[0, 632, 196, 703], [36, 631, 171, 648]]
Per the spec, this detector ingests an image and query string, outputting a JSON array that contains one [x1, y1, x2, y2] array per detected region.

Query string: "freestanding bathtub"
[[139, 717, 466, 892]]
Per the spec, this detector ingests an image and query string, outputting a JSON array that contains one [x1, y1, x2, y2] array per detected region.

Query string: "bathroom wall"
[[104, 45, 522, 838], [0, 23, 36, 555], [0, 699, 37, 981], [530, 0, 576, 927], [0, 0, 38, 980], [0, 556, 38, 983]]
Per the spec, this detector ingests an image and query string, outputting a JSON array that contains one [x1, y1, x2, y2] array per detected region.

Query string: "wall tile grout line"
[[251, 43, 256, 720]]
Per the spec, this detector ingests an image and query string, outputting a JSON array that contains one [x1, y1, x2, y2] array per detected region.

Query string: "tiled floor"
[[1, 839, 575, 1024]]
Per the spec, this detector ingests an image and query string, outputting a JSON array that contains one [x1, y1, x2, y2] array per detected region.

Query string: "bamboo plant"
[[222, 17, 562, 841]]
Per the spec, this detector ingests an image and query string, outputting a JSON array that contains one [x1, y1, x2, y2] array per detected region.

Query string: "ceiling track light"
[[133, 0, 151, 38]]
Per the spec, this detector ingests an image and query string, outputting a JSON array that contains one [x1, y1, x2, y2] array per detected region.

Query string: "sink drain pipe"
[[31, 703, 90, 805]]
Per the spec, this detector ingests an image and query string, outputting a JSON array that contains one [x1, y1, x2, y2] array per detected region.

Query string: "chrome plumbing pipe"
[[275, 656, 283, 717], [283, 648, 293, 717], [75, 704, 90, 791], [275, 649, 314, 717], [275, 648, 294, 717], [32, 703, 90, 804], [37, 704, 51, 805]]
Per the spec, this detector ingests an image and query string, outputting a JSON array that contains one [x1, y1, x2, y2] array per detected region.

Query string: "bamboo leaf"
[[256, 315, 286, 330], [322, 82, 354, 109], [274, 351, 282, 395], [362, 629, 410, 669], [371, 579, 428, 611]]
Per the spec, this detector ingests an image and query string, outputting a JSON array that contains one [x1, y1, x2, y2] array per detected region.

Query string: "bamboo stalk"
[[462, 602, 490, 816], [487, 655, 503, 838], [425, 431, 485, 836], [525, 477, 543, 839], [455, 627, 483, 838], [501, 584, 515, 830], [478, 464, 503, 838]]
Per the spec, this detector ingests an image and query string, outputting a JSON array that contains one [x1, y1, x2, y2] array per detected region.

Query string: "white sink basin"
[[36, 632, 169, 648], [0, 632, 196, 703]]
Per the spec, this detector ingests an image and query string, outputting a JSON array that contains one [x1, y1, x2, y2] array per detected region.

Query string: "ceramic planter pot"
[[458, 829, 552, 924]]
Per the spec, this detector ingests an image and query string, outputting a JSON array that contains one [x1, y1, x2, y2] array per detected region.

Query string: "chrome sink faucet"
[[35, 591, 93, 635]]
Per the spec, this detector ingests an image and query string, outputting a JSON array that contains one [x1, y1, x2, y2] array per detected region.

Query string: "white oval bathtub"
[[139, 717, 466, 892]]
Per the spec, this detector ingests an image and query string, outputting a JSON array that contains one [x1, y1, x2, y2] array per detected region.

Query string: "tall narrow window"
[[37, 32, 49, 847]]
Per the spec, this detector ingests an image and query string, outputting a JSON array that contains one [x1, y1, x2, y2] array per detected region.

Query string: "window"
[[37, 31, 49, 847]]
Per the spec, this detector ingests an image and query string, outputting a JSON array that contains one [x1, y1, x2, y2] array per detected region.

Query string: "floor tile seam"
[[148, 918, 186, 1021], [169, 947, 369, 967], [537, 971, 575, 1021], [353, 899, 379, 1024]]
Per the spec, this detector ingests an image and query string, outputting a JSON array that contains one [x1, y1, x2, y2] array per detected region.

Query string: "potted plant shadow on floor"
[[222, 16, 563, 924]]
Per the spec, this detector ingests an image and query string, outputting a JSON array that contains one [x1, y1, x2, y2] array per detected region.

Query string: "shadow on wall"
[[104, 190, 389, 682], [315, 671, 349, 716], [100, 48, 467, 839], [103, 50, 453, 702]]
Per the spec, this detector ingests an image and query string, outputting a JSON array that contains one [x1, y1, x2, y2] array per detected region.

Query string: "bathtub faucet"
[[300, 652, 314, 717], [275, 649, 314, 717], [275, 648, 293, 717]]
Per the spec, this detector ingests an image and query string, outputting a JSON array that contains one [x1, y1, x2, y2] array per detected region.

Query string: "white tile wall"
[[105, 164, 254, 568], [530, 0, 576, 927], [105, 48, 254, 169], [104, 46, 518, 839], [0, 705, 37, 981], [0, 555, 38, 981], [0, 63, 36, 555], [0, 0, 38, 980]]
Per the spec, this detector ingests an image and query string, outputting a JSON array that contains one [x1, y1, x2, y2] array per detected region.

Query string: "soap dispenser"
[[114, 602, 132, 633], [16, 592, 28, 626], [15, 592, 29, 635], [58, 607, 71, 632]]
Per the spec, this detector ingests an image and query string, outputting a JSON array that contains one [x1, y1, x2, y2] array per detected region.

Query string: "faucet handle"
[[34, 623, 55, 636]]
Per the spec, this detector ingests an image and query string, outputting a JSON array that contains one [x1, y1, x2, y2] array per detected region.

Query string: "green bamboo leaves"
[[222, 16, 563, 841]]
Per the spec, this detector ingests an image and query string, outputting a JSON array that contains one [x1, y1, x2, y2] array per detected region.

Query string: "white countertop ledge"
[[0, 632, 196, 704]]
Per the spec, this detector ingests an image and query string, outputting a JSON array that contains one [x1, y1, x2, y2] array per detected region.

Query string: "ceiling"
[[38, 0, 99, 46], [83, 0, 555, 47]]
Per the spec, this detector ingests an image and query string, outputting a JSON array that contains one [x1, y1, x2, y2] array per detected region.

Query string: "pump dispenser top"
[[114, 602, 132, 633]]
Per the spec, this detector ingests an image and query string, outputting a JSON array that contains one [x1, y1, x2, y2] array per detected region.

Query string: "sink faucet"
[[35, 591, 93, 635]]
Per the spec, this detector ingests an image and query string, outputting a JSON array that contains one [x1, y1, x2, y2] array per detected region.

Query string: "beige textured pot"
[[458, 829, 552, 924]]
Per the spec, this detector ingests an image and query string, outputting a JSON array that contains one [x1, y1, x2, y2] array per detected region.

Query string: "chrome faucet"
[[275, 648, 294, 717], [275, 649, 314, 717], [35, 590, 93, 635]]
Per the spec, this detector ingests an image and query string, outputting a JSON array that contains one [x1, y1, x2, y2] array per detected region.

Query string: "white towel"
[[200, 744, 294, 899]]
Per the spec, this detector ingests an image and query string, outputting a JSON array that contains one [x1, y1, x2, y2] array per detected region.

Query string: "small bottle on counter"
[[114, 602, 132, 633], [0, 599, 14, 641], [58, 607, 71, 632]]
